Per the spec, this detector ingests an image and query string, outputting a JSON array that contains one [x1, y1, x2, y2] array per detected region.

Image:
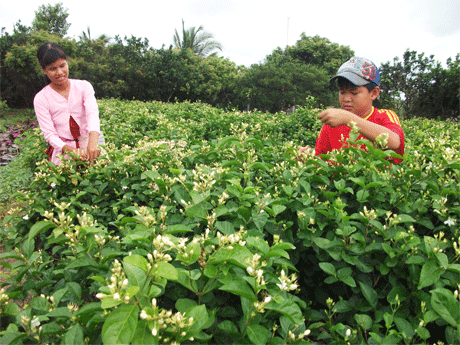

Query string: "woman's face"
[[43, 58, 69, 88]]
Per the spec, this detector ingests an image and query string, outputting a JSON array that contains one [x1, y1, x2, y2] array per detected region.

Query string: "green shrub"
[[1, 100, 459, 344]]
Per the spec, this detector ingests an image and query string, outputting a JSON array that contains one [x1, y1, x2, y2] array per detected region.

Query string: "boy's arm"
[[318, 108, 401, 150]]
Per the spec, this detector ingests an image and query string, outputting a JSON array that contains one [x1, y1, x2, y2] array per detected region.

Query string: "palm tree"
[[79, 27, 111, 45], [173, 19, 222, 58]]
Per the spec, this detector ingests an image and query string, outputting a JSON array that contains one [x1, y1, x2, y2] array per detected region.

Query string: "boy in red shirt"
[[299, 57, 404, 163]]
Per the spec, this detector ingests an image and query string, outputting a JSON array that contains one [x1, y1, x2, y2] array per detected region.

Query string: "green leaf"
[[31, 296, 51, 311], [405, 255, 425, 265], [265, 299, 303, 325], [0, 251, 25, 261], [3, 303, 19, 316], [430, 288, 460, 327], [219, 277, 257, 302], [246, 236, 270, 255], [359, 281, 378, 308], [28, 221, 56, 242], [416, 327, 430, 340], [46, 307, 73, 319], [272, 204, 286, 217], [252, 211, 269, 231], [218, 320, 240, 336], [357, 189, 369, 202], [131, 320, 156, 345], [151, 261, 178, 280], [62, 324, 84, 345], [101, 304, 139, 345], [66, 255, 98, 269], [447, 264, 460, 274], [418, 259, 443, 290], [175, 298, 197, 313], [185, 204, 207, 219], [185, 304, 209, 337], [266, 248, 290, 259], [337, 267, 356, 287], [319, 262, 336, 276], [354, 314, 373, 330], [394, 317, 414, 341], [216, 220, 235, 235], [123, 255, 148, 291], [209, 244, 252, 269], [165, 224, 193, 234], [75, 302, 102, 316], [101, 297, 122, 309], [217, 136, 239, 149], [247, 324, 270, 345]]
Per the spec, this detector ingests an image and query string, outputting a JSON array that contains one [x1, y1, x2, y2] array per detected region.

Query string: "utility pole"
[[287, 17, 290, 46]]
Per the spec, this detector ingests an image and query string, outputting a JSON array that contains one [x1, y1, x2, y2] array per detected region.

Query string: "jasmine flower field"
[[1, 99, 459, 344]]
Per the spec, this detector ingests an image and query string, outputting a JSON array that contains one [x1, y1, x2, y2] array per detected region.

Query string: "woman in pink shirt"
[[34, 42, 101, 165]]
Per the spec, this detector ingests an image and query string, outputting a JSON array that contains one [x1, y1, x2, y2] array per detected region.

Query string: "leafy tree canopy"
[[32, 2, 70, 37], [284, 34, 354, 76]]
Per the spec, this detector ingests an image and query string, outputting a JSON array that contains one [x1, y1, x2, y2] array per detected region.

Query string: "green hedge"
[[1, 100, 459, 344]]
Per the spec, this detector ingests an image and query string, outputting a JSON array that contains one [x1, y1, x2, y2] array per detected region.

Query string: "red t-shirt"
[[315, 107, 405, 164]]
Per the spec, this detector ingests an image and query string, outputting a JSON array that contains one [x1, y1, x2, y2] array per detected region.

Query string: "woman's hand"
[[86, 131, 101, 164], [62, 145, 88, 161]]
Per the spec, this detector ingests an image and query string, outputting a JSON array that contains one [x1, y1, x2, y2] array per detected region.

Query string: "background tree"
[[31, 2, 70, 37], [2, 29, 75, 107], [237, 55, 329, 113], [284, 34, 354, 76], [173, 19, 222, 57], [379, 50, 459, 119], [235, 35, 353, 112]]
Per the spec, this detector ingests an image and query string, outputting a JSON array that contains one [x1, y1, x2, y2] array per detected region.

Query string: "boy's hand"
[[318, 108, 352, 128], [296, 145, 313, 162]]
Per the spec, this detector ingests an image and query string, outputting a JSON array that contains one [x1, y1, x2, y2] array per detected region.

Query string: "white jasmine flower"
[[140, 310, 149, 319], [50, 182, 56, 188], [444, 218, 456, 226], [22, 215, 29, 220], [277, 280, 288, 291], [122, 186, 128, 190], [31, 317, 40, 328]]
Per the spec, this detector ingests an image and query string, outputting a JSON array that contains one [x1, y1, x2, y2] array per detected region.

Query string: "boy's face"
[[339, 86, 380, 118]]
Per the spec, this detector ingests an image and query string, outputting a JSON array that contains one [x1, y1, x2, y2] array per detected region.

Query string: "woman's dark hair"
[[337, 77, 377, 92], [37, 41, 67, 69]]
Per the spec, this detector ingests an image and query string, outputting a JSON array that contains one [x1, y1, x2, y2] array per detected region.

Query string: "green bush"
[[1, 100, 459, 344]]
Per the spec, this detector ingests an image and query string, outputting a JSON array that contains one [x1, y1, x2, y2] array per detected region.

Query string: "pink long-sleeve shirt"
[[34, 79, 101, 165]]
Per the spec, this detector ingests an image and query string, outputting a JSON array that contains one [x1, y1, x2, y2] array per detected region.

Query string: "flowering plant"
[[1, 100, 459, 344]]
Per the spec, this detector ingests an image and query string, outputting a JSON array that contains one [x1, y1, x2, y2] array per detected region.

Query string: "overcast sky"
[[1, 0, 459, 68]]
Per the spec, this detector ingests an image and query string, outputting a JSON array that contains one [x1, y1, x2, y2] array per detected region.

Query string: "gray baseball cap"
[[330, 57, 380, 86]]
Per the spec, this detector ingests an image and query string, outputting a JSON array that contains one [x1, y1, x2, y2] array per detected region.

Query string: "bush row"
[[0, 100, 459, 344]]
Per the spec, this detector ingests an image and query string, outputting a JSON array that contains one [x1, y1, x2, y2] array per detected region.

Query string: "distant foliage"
[[379, 50, 460, 120], [1, 4, 458, 118], [173, 19, 222, 58], [31, 2, 70, 37]]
